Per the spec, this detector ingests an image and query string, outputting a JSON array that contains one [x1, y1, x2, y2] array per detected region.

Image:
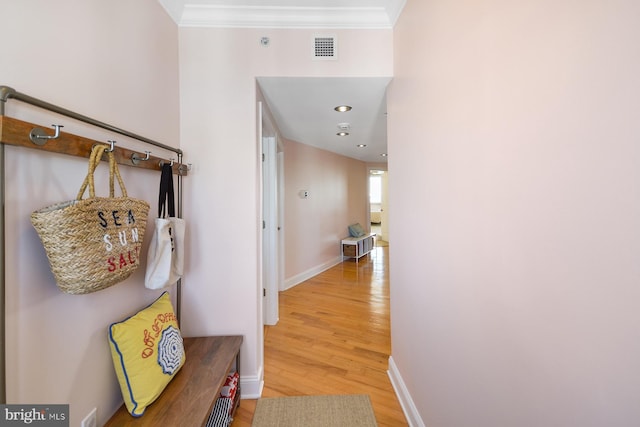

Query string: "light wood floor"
[[231, 246, 408, 426]]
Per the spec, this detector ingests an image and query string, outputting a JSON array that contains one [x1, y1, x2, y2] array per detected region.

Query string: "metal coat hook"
[[160, 158, 174, 167], [131, 150, 151, 165], [29, 124, 63, 146], [178, 163, 192, 174], [106, 140, 116, 152]]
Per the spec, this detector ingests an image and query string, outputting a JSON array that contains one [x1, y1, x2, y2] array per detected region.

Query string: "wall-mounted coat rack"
[[0, 85, 189, 403], [0, 86, 189, 175], [0, 115, 190, 175]]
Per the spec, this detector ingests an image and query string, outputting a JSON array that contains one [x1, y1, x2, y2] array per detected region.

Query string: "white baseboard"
[[388, 356, 426, 427], [239, 367, 264, 399], [282, 256, 342, 291]]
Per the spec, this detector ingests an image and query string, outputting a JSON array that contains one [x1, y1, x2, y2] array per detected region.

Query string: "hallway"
[[232, 246, 407, 426]]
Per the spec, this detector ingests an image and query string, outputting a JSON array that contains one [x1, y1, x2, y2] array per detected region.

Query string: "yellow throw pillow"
[[108, 292, 186, 416]]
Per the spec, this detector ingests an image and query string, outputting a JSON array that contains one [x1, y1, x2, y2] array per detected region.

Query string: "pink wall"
[[178, 26, 392, 394], [283, 138, 368, 284], [0, 1, 179, 425], [389, 0, 640, 425], [0, 5, 391, 424]]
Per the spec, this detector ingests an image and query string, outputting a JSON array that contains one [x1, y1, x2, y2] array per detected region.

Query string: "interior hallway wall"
[[0, 1, 179, 425], [178, 27, 392, 395], [282, 138, 368, 288], [388, 0, 640, 426]]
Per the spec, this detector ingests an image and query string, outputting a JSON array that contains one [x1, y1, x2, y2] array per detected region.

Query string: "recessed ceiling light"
[[334, 105, 352, 112], [337, 132, 349, 136], [357, 144, 367, 148]]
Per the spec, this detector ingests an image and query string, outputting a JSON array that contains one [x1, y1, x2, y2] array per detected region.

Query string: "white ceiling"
[[160, 0, 403, 163], [258, 77, 390, 163]]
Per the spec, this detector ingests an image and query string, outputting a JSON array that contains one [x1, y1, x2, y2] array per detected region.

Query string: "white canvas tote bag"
[[145, 164, 185, 289]]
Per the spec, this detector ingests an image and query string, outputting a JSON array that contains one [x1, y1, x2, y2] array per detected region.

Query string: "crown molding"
[[158, 0, 186, 24], [158, 1, 404, 29]]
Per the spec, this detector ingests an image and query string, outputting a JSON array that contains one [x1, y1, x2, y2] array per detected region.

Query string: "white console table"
[[341, 233, 376, 262]]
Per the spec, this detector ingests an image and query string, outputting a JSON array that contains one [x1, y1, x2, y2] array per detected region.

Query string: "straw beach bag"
[[31, 144, 150, 294]]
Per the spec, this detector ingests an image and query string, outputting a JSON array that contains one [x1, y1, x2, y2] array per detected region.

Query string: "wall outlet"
[[81, 408, 97, 427]]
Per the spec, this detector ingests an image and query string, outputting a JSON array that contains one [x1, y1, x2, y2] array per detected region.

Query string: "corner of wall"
[[240, 365, 264, 399], [387, 356, 426, 427]]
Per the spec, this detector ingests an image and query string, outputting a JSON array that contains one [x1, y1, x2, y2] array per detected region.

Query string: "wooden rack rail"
[[0, 115, 188, 175]]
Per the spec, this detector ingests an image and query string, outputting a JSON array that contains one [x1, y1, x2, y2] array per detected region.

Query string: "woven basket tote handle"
[[108, 146, 128, 198], [75, 144, 105, 200], [76, 144, 129, 200]]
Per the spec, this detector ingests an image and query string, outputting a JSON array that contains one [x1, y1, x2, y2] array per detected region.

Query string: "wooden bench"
[[105, 335, 243, 427], [341, 233, 376, 262]]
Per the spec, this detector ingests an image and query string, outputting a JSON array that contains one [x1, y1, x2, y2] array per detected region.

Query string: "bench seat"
[[105, 335, 242, 427]]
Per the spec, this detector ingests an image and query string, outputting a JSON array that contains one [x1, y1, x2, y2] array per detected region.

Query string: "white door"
[[261, 103, 279, 325], [277, 151, 285, 291]]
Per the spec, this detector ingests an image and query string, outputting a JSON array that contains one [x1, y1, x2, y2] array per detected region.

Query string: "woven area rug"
[[251, 394, 378, 427]]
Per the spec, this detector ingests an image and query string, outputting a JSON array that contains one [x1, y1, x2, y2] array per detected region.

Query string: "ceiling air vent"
[[313, 35, 337, 60]]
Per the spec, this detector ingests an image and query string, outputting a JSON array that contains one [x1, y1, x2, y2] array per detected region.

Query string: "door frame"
[[260, 102, 280, 326]]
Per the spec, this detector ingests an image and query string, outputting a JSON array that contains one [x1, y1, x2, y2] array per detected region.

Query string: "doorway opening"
[[369, 169, 389, 245]]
